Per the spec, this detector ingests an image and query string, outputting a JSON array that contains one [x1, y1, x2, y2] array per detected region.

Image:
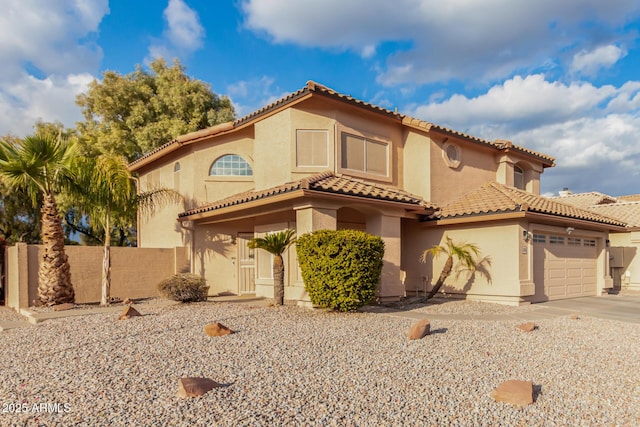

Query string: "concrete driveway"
[[538, 292, 640, 324]]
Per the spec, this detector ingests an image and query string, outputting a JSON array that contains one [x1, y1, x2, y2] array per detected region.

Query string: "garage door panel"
[[533, 234, 598, 302]]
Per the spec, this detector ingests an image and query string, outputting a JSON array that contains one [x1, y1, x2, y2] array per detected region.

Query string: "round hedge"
[[296, 229, 384, 311]]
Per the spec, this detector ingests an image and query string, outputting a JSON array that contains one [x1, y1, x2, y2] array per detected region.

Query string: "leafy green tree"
[[0, 133, 77, 305], [0, 182, 42, 244], [248, 229, 296, 306], [420, 237, 482, 301], [76, 57, 235, 161]]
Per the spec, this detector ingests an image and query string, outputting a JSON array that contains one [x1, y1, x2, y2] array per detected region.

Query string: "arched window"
[[173, 162, 181, 172], [209, 154, 253, 176], [514, 165, 525, 190]]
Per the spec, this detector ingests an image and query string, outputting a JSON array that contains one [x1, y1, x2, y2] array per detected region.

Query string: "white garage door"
[[533, 234, 598, 302]]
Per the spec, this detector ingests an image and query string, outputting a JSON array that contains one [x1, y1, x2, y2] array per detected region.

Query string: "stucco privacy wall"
[[4, 244, 188, 310]]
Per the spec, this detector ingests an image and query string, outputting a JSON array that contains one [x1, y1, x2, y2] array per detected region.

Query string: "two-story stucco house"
[[129, 81, 626, 306]]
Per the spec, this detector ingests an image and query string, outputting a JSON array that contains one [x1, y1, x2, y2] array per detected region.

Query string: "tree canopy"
[[76, 57, 235, 161]]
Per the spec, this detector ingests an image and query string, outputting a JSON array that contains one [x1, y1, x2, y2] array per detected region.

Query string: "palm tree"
[[0, 133, 77, 305], [420, 236, 481, 301], [69, 153, 182, 305], [248, 229, 296, 305]]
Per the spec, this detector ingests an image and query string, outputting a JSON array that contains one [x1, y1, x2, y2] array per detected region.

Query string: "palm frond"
[[248, 229, 296, 255]]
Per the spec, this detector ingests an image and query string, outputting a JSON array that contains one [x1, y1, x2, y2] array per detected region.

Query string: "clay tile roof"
[[552, 192, 618, 209], [583, 202, 640, 228], [433, 182, 625, 226], [179, 171, 435, 218], [617, 194, 640, 202]]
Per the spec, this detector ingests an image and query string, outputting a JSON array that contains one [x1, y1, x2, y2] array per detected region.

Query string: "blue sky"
[[1, 0, 639, 197]]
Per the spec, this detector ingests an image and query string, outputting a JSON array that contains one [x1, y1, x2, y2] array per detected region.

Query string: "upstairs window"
[[296, 130, 328, 167], [209, 154, 253, 176], [514, 165, 525, 190], [341, 133, 388, 176]]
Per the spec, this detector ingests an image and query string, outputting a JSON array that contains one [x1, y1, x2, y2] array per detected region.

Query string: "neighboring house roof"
[[130, 81, 555, 171], [617, 194, 640, 202], [586, 202, 640, 228], [179, 171, 436, 220], [431, 182, 626, 227], [552, 192, 618, 209]]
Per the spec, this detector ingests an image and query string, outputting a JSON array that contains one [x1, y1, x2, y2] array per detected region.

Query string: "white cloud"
[[0, 1, 109, 136], [406, 74, 640, 195], [570, 45, 627, 77], [226, 76, 288, 118], [0, 73, 94, 136], [148, 0, 205, 61], [241, 0, 640, 85]]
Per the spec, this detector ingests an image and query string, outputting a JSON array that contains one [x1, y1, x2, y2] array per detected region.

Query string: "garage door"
[[532, 234, 598, 302]]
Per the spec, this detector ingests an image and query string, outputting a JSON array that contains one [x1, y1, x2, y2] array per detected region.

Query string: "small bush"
[[296, 229, 384, 312], [157, 273, 209, 302]]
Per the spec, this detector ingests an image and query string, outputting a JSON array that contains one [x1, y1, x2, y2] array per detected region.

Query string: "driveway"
[[538, 292, 640, 324]]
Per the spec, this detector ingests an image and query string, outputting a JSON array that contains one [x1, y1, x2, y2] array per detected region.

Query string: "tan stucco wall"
[[609, 231, 640, 290], [5, 244, 188, 309], [402, 220, 529, 304]]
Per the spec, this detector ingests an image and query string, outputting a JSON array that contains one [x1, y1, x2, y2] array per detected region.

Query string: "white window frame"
[[296, 129, 329, 168], [339, 132, 390, 178]]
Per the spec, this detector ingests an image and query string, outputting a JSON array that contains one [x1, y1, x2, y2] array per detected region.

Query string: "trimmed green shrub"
[[296, 229, 384, 312], [157, 273, 209, 302]]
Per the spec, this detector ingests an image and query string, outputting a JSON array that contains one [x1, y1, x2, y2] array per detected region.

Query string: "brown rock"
[[204, 322, 234, 337], [123, 298, 134, 305], [176, 377, 222, 398], [118, 306, 141, 320], [517, 322, 536, 332], [570, 314, 580, 320], [408, 318, 431, 340], [490, 380, 534, 406], [53, 303, 74, 312]]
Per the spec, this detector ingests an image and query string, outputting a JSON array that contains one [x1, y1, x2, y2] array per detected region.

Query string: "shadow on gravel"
[[533, 384, 542, 402], [430, 328, 448, 335]]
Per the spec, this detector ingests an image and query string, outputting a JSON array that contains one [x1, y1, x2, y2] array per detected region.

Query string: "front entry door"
[[237, 233, 256, 294]]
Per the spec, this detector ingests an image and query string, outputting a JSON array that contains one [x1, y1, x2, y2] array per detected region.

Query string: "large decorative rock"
[[408, 318, 431, 340], [177, 377, 222, 398], [204, 322, 234, 337], [53, 303, 74, 312], [118, 306, 141, 320], [490, 380, 534, 406], [517, 322, 536, 332]]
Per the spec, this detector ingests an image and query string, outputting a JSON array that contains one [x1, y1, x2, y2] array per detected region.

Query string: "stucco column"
[[367, 214, 402, 302], [295, 204, 337, 235]]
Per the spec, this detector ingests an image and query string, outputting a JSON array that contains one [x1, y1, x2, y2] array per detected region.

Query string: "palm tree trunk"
[[273, 254, 284, 305], [38, 193, 74, 306], [100, 203, 111, 306], [426, 256, 454, 300]]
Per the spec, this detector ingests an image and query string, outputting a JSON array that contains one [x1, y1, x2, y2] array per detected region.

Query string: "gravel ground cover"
[[1, 301, 639, 426], [0, 306, 26, 323]]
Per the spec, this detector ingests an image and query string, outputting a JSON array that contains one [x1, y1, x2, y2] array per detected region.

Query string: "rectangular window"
[[296, 130, 328, 167], [584, 239, 596, 247], [549, 235, 565, 245], [341, 133, 388, 176], [533, 234, 546, 243], [568, 237, 581, 246]]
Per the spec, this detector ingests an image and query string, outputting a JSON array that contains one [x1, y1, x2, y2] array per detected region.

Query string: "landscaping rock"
[[408, 318, 431, 340], [570, 314, 580, 320], [123, 298, 134, 305], [118, 306, 141, 320], [204, 322, 234, 337], [490, 380, 534, 406], [176, 377, 222, 398], [53, 303, 74, 312], [517, 322, 536, 332]]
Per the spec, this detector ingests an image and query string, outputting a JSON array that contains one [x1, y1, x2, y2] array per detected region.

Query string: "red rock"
[[408, 318, 431, 340], [118, 306, 141, 320], [177, 377, 222, 398], [204, 322, 234, 337], [517, 322, 536, 332], [490, 380, 534, 406], [53, 303, 74, 312]]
